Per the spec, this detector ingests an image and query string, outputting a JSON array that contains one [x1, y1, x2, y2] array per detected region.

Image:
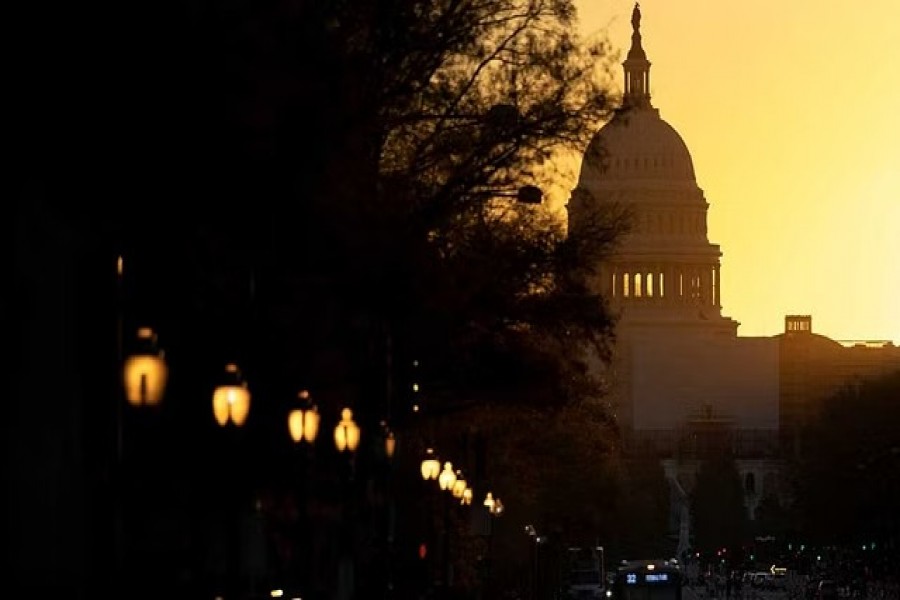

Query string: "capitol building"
[[568, 4, 900, 542]]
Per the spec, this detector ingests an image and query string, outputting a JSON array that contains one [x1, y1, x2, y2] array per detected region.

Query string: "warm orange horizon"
[[569, 0, 900, 344]]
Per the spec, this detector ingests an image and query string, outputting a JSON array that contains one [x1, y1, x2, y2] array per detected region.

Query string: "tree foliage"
[[690, 455, 749, 553], [94, 0, 628, 418], [790, 369, 900, 546], [753, 492, 790, 540], [606, 457, 672, 561], [14, 0, 633, 594]]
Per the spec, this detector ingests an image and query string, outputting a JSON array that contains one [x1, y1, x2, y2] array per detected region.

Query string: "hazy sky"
[[570, 0, 900, 343]]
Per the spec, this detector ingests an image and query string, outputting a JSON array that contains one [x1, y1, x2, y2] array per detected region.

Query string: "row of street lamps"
[[121, 320, 510, 596], [115, 226, 538, 595], [115, 254, 400, 596], [120, 322, 398, 456], [419, 443, 505, 595]]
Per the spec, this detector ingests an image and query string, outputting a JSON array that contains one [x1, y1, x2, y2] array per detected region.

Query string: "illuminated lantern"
[[438, 462, 456, 491], [333, 408, 360, 452], [288, 389, 320, 443], [212, 363, 251, 427], [484, 491, 503, 515], [461, 487, 473, 506], [421, 448, 440, 480], [452, 472, 467, 499], [123, 327, 168, 406], [385, 429, 397, 459]]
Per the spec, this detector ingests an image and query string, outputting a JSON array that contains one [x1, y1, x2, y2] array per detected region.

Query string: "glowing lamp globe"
[[421, 448, 440, 480], [452, 473, 467, 499], [212, 363, 251, 427], [123, 327, 168, 407], [385, 430, 397, 459], [288, 390, 320, 443], [438, 462, 457, 491], [334, 407, 360, 452]]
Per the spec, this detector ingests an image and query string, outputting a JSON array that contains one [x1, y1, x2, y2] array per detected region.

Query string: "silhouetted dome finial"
[[623, 2, 651, 107], [627, 3, 646, 61]]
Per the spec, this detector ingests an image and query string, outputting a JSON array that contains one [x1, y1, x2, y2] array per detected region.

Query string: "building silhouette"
[[778, 314, 900, 454], [569, 3, 900, 546]]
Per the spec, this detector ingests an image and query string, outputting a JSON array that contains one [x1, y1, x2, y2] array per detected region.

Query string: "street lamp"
[[333, 407, 360, 452], [421, 448, 440, 480], [288, 389, 320, 443], [384, 429, 397, 459], [473, 185, 545, 206], [515, 185, 543, 205], [437, 461, 458, 592], [481, 491, 505, 598], [114, 256, 169, 585], [525, 524, 546, 600], [452, 471, 467, 500], [438, 462, 457, 491], [123, 327, 168, 407], [212, 363, 251, 427], [484, 492, 504, 516], [596, 545, 606, 591]]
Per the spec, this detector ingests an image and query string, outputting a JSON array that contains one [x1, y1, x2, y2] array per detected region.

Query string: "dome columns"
[[607, 262, 722, 309]]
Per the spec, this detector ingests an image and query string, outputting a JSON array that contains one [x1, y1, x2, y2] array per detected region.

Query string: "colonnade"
[[607, 264, 720, 307]]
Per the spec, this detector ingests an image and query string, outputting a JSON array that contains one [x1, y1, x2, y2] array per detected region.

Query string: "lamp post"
[[334, 407, 361, 453], [419, 448, 441, 596], [438, 462, 458, 594], [482, 492, 504, 598], [597, 545, 606, 592], [333, 407, 360, 598], [114, 252, 170, 586], [287, 389, 319, 593], [212, 363, 251, 427], [421, 448, 440, 481], [288, 389, 320, 444], [122, 327, 168, 408], [211, 362, 252, 598], [525, 524, 547, 600], [380, 422, 397, 597]]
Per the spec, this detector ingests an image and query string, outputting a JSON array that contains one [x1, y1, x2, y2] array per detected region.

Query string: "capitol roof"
[[581, 108, 696, 185], [577, 2, 696, 189]]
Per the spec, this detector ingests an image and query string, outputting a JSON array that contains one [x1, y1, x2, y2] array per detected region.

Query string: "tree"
[[393, 390, 621, 598], [753, 492, 790, 541], [791, 369, 900, 548], [609, 457, 672, 561], [14, 0, 631, 594], [64, 0, 629, 419], [690, 455, 749, 555]]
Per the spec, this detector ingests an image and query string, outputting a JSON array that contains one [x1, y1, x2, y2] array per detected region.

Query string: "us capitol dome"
[[569, 2, 737, 337]]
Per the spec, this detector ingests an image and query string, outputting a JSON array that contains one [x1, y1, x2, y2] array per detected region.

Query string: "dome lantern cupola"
[[623, 3, 652, 109]]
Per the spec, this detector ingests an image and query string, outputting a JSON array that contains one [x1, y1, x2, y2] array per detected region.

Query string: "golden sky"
[[570, 0, 900, 343]]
